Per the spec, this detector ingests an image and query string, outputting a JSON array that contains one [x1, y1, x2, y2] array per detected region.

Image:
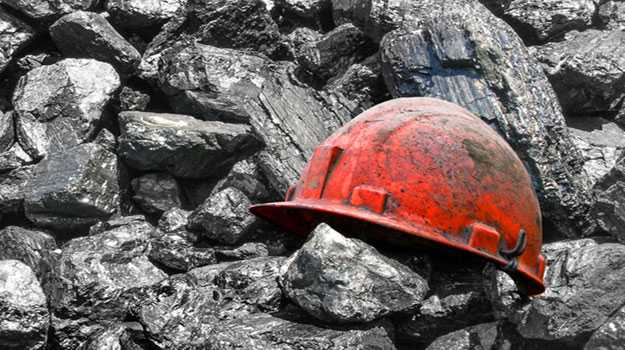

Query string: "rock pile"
[[1, 0, 625, 349]]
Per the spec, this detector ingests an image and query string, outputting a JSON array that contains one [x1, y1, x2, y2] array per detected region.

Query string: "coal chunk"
[[280, 223, 429, 323], [215, 242, 270, 261], [534, 29, 625, 123], [0, 111, 14, 153], [0, 9, 35, 74], [148, 231, 216, 272], [425, 322, 519, 350], [24, 143, 120, 231], [50, 11, 141, 75], [596, 1, 625, 30], [105, 0, 187, 29], [131, 172, 181, 215], [118, 86, 150, 111], [1, 0, 97, 21], [0, 226, 56, 283], [585, 303, 625, 350], [0, 260, 49, 350], [274, 0, 333, 29], [0, 165, 32, 214], [187, 187, 257, 245], [158, 207, 191, 234], [331, 0, 415, 42], [13, 58, 120, 159], [589, 153, 625, 241], [118, 111, 262, 179], [379, 0, 592, 238]]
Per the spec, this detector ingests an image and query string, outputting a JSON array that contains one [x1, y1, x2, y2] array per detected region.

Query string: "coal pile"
[[1, 0, 625, 349]]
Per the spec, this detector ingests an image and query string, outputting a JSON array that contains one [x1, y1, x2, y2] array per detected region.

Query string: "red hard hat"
[[250, 97, 545, 295]]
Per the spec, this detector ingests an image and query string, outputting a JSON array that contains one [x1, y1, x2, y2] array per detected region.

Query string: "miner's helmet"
[[250, 97, 545, 295]]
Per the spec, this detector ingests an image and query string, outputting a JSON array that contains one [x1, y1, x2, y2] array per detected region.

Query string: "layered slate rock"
[[484, 0, 596, 44], [24, 143, 120, 231], [0, 260, 49, 350], [50, 11, 141, 75], [131, 172, 181, 215], [585, 304, 625, 349], [511, 240, 625, 346], [117, 111, 262, 179], [156, 42, 353, 194], [568, 117, 625, 187], [1, 0, 97, 21], [590, 154, 625, 241], [187, 187, 257, 245], [0, 226, 56, 282], [280, 223, 429, 323], [534, 29, 625, 122], [0, 9, 35, 74], [0, 165, 32, 213], [378, 0, 592, 237], [13, 58, 120, 159], [140, 0, 285, 80], [105, 0, 187, 29]]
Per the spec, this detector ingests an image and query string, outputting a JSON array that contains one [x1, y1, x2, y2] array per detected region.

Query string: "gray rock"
[[13, 58, 120, 159], [148, 231, 216, 272], [216, 242, 270, 261], [568, 117, 625, 188], [294, 23, 372, 82], [117, 111, 262, 179], [0, 142, 33, 172], [0, 260, 49, 350], [511, 240, 625, 346], [534, 29, 625, 122], [76, 323, 144, 350], [155, 42, 352, 194], [187, 187, 257, 245], [16, 52, 61, 72], [0, 9, 35, 74], [118, 86, 150, 111], [274, 0, 332, 29], [585, 303, 625, 350], [379, 0, 592, 237], [331, 0, 415, 42], [0, 0, 98, 21], [590, 153, 625, 241], [425, 322, 519, 350], [280, 223, 429, 323], [493, 0, 596, 44], [92, 128, 116, 153], [105, 0, 187, 29], [157, 207, 191, 234], [24, 143, 120, 231], [50, 11, 141, 75], [131, 173, 181, 215], [0, 165, 32, 213], [0, 226, 56, 283], [596, 1, 625, 30], [0, 111, 14, 154]]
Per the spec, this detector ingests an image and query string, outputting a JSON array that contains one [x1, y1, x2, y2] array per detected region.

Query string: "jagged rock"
[[393, 259, 494, 345], [157, 207, 191, 234], [379, 0, 592, 237], [187, 187, 257, 245], [0, 142, 32, 172], [590, 153, 625, 240], [156, 42, 353, 194], [117, 111, 262, 179], [93, 128, 116, 152], [148, 231, 216, 271], [1, 0, 97, 21], [274, 0, 332, 29], [331, 0, 414, 42], [510, 240, 625, 346], [280, 223, 429, 323], [76, 323, 144, 350], [568, 117, 625, 187], [425, 322, 519, 350], [0, 226, 56, 283], [294, 23, 373, 82], [118, 86, 150, 111], [0, 260, 49, 350], [534, 29, 625, 122], [216, 242, 270, 261], [585, 303, 625, 350], [596, 1, 625, 30], [0, 9, 35, 74], [50, 11, 141, 75], [16, 52, 61, 72], [24, 143, 120, 231], [488, 0, 596, 44], [0, 111, 14, 153], [105, 0, 187, 29], [13, 58, 120, 159], [48, 216, 166, 326], [0, 165, 32, 213], [140, 0, 285, 80], [131, 173, 181, 215]]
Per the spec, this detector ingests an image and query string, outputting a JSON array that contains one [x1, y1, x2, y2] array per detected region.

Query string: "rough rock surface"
[[105, 0, 187, 29], [379, 0, 592, 237], [590, 153, 625, 241], [0, 259, 49, 350], [425, 322, 519, 350], [585, 303, 625, 349], [148, 231, 216, 271], [155, 42, 353, 194], [157, 207, 191, 234], [275, 0, 333, 29], [534, 29, 625, 122], [131, 172, 181, 215], [1, 0, 97, 21], [596, 1, 625, 30], [117, 86, 150, 112], [331, 0, 414, 42], [0, 9, 35, 74], [187, 187, 257, 245], [118, 111, 262, 179], [0, 111, 13, 154], [13, 59, 120, 159], [50, 11, 141, 75], [0, 226, 56, 282], [280, 223, 429, 323], [24, 143, 120, 231]]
